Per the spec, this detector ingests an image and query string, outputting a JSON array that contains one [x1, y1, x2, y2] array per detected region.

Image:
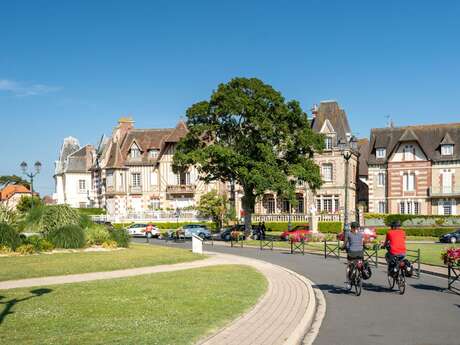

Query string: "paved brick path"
[[0, 251, 323, 345]]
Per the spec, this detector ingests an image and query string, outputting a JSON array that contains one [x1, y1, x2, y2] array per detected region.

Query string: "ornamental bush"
[[46, 225, 86, 249], [16, 244, 35, 255], [0, 222, 21, 250], [375, 227, 456, 237], [109, 228, 130, 248], [85, 224, 111, 246]]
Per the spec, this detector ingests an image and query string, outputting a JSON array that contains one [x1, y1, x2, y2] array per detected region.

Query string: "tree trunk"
[[242, 187, 255, 233]]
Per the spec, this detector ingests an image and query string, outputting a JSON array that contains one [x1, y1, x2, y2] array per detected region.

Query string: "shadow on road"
[[0, 288, 52, 325], [362, 282, 392, 293], [313, 283, 348, 294], [410, 283, 445, 293]]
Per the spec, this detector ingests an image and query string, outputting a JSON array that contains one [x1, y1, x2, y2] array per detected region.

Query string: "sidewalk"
[[0, 251, 324, 345]]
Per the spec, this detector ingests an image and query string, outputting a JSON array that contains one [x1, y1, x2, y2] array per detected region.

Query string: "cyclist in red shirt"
[[383, 221, 406, 273]]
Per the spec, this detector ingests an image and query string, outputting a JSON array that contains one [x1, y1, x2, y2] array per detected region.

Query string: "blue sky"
[[1, 0, 459, 195]]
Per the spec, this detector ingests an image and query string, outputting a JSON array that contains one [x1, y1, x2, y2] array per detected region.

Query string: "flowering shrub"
[[441, 247, 460, 266]]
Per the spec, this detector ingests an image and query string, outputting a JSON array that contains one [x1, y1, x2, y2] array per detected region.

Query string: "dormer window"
[[325, 137, 333, 150], [376, 148, 386, 159], [130, 144, 141, 158], [148, 149, 159, 158], [441, 144, 453, 156]]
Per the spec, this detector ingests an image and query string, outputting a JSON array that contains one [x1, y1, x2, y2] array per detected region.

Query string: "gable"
[[389, 141, 427, 162]]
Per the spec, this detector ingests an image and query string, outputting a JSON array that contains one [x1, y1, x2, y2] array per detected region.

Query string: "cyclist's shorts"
[[347, 250, 364, 260]]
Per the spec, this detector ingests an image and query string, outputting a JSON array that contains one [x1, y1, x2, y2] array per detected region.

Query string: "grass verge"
[[0, 265, 266, 345], [0, 243, 204, 282]]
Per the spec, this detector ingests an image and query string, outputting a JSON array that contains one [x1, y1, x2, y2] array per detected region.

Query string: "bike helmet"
[[390, 220, 401, 229], [350, 221, 360, 229]]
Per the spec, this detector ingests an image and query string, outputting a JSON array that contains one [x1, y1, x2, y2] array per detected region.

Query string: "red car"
[[280, 225, 312, 241], [337, 226, 377, 242]]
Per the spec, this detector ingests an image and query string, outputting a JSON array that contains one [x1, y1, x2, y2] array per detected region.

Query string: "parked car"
[[439, 229, 460, 243], [126, 223, 160, 238], [280, 224, 312, 241], [220, 224, 249, 241], [337, 226, 377, 242], [182, 224, 212, 239]]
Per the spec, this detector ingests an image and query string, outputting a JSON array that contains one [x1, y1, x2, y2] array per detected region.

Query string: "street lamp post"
[[20, 161, 42, 209], [338, 137, 358, 244]]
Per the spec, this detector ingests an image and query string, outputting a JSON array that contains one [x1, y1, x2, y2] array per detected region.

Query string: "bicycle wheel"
[[398, 271, 406, 295], [354, 276, 362, 296], [387, 274, 395, 290]]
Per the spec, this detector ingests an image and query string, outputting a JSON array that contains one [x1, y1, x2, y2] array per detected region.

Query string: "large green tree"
[[173, 77, 324, 230]]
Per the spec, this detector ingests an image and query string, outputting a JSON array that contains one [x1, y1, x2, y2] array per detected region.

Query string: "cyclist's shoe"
[[345, 281, 352, 291]]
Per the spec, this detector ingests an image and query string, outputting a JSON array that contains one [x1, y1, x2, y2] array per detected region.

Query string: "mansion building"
[[367, 123, 460, 216], [53, 102, 362, 221], [89, 118, 221, 215], [254, 101, 360, 221]]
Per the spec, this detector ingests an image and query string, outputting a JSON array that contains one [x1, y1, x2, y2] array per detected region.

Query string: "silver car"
[[182, 224, 211, 239]]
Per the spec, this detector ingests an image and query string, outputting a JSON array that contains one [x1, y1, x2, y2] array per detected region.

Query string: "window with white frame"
[[376, 148, 386, 158], [263, 196, 276, 214], [322, 164, 333, 182], [106, 173, 113, 187], [131, 173, 141, 187], [399, 201, 420, 215], [325, 137, 333, 150], [378, 172, 385, 187], [403, 173, 415, 192], [378, 201, 386, 213], [441, 144, 453, 156], [130, 145, 141, 158], [148, 149, 159, 158], [316, 195, 339, 213], [78, 180, 86, 192], [403, 145, 416, 160]]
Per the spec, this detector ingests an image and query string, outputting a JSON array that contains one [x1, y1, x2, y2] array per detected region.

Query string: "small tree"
[[173, 77, 324, 231], [196, 190, 227, 231], [16, 195, 43, 213]]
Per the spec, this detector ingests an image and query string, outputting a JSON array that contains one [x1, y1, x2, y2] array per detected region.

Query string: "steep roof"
[[368, 122, 460, 164], [0, 184, 31, 201], [311, 101, 351, 143], [357, 138, 369, 176], [102, 120, 188, 168], [65, 145, 95, 173]]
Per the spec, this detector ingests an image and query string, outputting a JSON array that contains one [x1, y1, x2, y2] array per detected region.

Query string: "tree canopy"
[[0, 175, 30, 189], [173, 77, 324, 229], [196, 190, 228, 231]]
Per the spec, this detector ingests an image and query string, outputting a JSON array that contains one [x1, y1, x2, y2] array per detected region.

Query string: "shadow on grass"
[[0, 288, 52, 325]]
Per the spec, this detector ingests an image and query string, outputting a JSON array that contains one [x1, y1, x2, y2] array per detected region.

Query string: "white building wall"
[[63, 172, 92, 208]]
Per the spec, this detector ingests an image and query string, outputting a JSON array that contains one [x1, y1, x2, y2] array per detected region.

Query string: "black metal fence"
[[448, 264, 460, 292]]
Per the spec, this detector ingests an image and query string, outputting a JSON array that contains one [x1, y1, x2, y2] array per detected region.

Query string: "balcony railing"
[[166, 185, 196, 194], [129, 185, 142, 194], [428, 187, 460, 198], [253, 213, 344, 223]]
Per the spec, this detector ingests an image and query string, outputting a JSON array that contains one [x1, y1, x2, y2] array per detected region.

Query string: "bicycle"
[[346, 258, 364, 296], [387, 256, 406, 295]]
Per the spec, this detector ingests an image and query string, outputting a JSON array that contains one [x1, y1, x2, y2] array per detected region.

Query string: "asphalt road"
[[137, 239, 460, 345]]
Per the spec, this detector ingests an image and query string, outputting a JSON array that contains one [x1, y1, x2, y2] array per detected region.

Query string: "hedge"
[[318, 221, 343, 233], [375, 227, 457, 237], [77, 208, 106, 216], [365, 213, 460, 227]]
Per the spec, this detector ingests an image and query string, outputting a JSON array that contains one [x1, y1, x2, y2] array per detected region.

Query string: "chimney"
[[311, 104, 318, 118], [113, 116, 134, 142]]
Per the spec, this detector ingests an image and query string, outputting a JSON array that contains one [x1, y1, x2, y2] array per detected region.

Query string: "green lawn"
[[0, 265, 266, 345], [0, 244, 204, 282]]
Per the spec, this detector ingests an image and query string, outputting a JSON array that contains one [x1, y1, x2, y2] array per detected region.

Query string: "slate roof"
[[368, 123, 460, 164], [311, 101, 351, 143], [357, 138, 369, 176], [65, 145, 95, 173], [103, 121, 188, 168]]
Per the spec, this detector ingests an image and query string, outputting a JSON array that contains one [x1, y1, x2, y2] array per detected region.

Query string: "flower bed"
[[441, 247, 460, 266]]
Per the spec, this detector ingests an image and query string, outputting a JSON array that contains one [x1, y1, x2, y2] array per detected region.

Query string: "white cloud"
[[0, 79, 61, 96]]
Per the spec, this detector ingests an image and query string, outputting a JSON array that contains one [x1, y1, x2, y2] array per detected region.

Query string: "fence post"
[[337, 240, 341, 260], [375, 248, 378, 268], [324, 240, 327, 258], [417, 248, 421, 278]]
